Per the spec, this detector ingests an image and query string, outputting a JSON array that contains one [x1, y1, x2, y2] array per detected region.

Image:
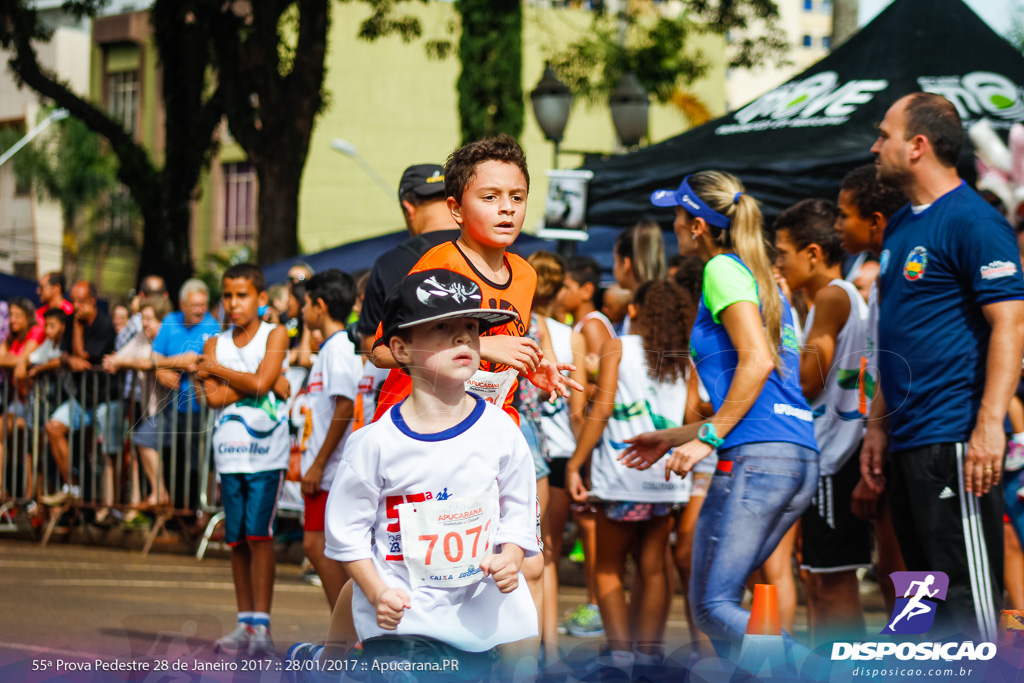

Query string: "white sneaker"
[[248, 623, 273, 656], [214, 623, 251, 654]]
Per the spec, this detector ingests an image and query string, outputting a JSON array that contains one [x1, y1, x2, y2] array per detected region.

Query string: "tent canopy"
[[582, 0, 1024, 227]]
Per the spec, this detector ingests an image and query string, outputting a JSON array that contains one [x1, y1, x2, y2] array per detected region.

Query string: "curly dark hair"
[[632, 279, 694, 384], [444, 134, 530, 204], [839, 164, 908, 220], [671, 255, 704, 306]]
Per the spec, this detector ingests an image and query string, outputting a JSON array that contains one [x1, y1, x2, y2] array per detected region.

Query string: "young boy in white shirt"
[[288, 268, 540, 680], [299, 269, 362, 610]]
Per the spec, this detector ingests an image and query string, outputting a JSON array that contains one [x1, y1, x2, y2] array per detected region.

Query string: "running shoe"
[[300, 567, 323, 588], [213, 623, 251, 654], [286, 643, 334, 683], [562, 603, 605, 638], [248, 624, 273, 656]]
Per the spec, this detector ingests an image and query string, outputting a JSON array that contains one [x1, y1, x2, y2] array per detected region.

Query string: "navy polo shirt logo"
[[903, 246, 928, 281]]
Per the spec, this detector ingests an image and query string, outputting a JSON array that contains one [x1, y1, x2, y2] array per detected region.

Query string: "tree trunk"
[[254, 161, 302, 264]]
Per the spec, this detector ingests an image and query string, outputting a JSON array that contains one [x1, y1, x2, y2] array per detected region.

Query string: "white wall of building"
[[725, 0, 833, 112]]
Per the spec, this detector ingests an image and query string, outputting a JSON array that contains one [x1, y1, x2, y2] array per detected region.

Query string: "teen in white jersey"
[[299, 269, 362, 611], [565, 280, 693, 669], [289, 269, 538, 680], [196, 264, 290, 657], [775, 199, 872, 644]]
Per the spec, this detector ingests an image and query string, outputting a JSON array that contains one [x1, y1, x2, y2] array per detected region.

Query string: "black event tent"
[[582, 0, 1024, 227]]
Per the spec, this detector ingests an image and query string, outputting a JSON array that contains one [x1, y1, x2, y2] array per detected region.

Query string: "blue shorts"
[[220, 470, 285, 546]]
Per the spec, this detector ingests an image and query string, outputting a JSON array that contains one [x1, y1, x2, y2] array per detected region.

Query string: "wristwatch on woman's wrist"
[[698, 423, 724, 448]]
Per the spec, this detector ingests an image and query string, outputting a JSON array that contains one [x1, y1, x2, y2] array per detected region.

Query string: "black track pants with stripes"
[[889, 443, 1003, 642]]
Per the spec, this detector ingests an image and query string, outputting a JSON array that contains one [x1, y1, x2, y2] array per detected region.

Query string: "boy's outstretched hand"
[[373, 587, 411, 630], [527, 359, 584, 400], [480, 552, 521, 593], [481, 336, 542, 375]]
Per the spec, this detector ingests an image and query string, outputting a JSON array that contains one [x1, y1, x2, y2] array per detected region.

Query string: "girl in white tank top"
[[562, 280, 694, 661]]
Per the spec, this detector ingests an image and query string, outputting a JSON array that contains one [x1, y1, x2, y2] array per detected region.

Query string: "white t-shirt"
[[301, 331, 362, 489], [29, 337, 61, 366], [538, 318, 576, 459], [325, 394, 540, 651], [591, 336, 691, 503]]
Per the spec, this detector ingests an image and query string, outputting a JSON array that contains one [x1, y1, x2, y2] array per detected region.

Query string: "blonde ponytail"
[[687, 171, 783, 371]]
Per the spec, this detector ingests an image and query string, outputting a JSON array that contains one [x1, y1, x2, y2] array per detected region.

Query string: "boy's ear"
[[581, 281, 595, 302], [627, 302, 638, 320], [258, 290, 268, 307], [870, 211, 887, 234], [447, 196, 463, 225], [389, 335, 411, 365]]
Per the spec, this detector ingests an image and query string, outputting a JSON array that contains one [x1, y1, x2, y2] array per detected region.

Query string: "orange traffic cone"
[[746, 584, 782, 636], [738, 584, 792, 677]]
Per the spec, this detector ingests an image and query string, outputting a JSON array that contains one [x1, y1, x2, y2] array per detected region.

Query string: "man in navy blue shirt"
[[862, 93, 1024, 641]]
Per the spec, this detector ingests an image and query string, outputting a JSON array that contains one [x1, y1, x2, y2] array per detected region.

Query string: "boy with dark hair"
[[371, 134, 575, 421], [775, 198, 872, 644], [291, 269, 539, 679], [300, 269, 361, 610], [197, 263, 290, 656]]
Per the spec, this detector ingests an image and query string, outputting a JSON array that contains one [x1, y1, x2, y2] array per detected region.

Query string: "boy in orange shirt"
[[371, 134, 579, 420]]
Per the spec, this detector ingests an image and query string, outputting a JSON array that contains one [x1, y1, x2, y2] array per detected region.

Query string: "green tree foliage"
[[0, 113, 126, 281], [549, 1, 789, 109], [0, 0, 224, 298], [454, 0, 524, 143]]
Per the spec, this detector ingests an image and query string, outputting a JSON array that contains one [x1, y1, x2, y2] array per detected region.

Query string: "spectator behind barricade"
[[111, 305, 129, 335], [40, 281, 118, 511], [613, 222, 667, 335], [265, 284, 288, 325], [0, 298, 43, 410], [103, 297, 173, 509], [116, 275, 167, 351], [24, 308, 67, 377], [288, 262, 315, 286], [148, 278, 221, 509], [35, 271, 74, 327]]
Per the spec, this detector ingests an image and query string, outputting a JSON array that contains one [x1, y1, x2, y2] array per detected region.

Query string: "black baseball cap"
[[378, 269, 518, 347], [398, 164, 446, 200]]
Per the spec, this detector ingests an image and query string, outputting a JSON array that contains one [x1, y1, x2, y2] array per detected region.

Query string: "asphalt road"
[[0, 538, 890, 682]]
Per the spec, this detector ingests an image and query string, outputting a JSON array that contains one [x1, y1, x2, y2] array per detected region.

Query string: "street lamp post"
[[609, 72, 649, 149], [330, 138, 396, 200], [530, 63, 572, 170]]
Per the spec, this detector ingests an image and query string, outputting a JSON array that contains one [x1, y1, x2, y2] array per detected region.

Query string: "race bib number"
[[465, 369, 517, 407], [398, 483, 499, 589]]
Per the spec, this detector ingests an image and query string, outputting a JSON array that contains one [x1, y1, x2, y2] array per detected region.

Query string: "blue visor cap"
[[650, 176, 732, 229]]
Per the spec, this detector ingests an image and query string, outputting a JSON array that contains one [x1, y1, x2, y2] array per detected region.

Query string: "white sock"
[[251, 612, 271, 627], [608, 650, 633, 666], [635, 650, 662, 665], [238, 611, 254, 625]]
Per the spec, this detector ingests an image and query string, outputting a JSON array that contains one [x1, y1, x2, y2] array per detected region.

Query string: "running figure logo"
[[881, 571, 949, 635]]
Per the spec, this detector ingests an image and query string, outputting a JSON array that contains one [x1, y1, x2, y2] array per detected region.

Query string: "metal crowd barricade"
[[1, 361, 307, 560], [0, 365, 221, 554]]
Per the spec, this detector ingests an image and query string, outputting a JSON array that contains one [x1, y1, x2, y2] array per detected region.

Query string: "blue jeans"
[[690, 441, 818, 654]]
